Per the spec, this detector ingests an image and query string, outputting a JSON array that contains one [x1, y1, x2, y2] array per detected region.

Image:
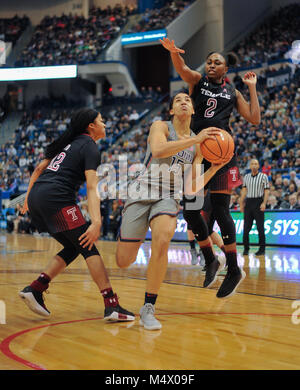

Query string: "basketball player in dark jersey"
[[19, 108, 135, 322], [161, 37, 260, 298]]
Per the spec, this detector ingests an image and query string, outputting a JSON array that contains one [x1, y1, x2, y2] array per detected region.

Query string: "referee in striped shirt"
[[239, 159, 270, 256]]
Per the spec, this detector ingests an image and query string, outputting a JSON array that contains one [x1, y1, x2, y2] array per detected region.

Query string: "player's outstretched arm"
[[160, 38, 201, 88]]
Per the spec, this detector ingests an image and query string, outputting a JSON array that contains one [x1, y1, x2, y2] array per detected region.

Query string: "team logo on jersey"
[[200, 88, 231, 100], [67, 207, 78, 221]]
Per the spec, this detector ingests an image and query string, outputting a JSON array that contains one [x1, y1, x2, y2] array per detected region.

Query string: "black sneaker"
[[19, 286, 50, 317], [104, 294, 135, 322], [203, 257, 225, 288], [255, 250, 265, 256], [216, 268, 246, 299]]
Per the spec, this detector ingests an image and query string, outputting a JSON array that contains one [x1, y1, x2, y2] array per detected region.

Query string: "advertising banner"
[[146, 211, 300, 247]]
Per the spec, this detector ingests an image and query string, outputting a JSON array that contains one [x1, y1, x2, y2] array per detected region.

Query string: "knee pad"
[[57, 247, 79, 266], [183, 209, 209, 242], [210, 193, 236, 245]]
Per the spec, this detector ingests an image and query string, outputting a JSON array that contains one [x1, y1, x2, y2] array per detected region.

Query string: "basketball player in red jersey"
[[19, 108, 135, 321], [161, 38, 261, 298]]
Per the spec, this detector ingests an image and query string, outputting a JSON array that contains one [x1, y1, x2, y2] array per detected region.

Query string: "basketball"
[[200, 129, 234, 164]]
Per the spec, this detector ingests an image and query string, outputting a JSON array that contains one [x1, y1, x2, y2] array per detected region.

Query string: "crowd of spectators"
[[15, 5, 136, 67], [127, 0, 195, 33], [4, 3, 299, 70], [0, 15, 29, 46], [102, 85, 164, 105], [232, 4, 300, 68]]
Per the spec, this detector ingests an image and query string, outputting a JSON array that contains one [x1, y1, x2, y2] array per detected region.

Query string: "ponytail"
[[45, 108, 99, 160], [224, 52, 238, 67]]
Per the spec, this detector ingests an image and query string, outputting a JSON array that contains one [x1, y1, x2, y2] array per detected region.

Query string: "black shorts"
[[28, 183, 86, 234], [203, 154, 242, 191]]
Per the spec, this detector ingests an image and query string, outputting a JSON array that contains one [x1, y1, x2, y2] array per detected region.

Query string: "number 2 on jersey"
[[47, 152, 66, 172], [204, 98, 217, 118]]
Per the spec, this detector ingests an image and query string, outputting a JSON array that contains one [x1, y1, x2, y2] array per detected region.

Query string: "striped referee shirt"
[[243, 172, 269, 198]]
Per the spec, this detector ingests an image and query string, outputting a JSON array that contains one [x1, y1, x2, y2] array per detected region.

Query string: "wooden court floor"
[[0, 232, 299, 370]]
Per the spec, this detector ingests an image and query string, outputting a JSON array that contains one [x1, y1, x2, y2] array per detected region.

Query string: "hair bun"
[[225, 52, 238, 67]]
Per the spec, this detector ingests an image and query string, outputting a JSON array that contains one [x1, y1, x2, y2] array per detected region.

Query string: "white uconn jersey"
[[128, 121, 196, 200]]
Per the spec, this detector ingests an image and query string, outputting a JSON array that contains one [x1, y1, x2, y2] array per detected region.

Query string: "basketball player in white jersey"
[[115, 92, 230, 330]]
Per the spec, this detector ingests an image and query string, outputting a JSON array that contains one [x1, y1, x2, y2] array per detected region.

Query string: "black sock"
[[145, 292, 157, 305], [189, 240, 196, 250], [101, 288, 114, 298], [200, 245, 216, 266], [31, 273, 51, 292], [225, 251, 240, 273]]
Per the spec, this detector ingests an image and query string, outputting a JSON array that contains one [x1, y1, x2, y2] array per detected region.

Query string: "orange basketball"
[[200, 129, 234, 164]]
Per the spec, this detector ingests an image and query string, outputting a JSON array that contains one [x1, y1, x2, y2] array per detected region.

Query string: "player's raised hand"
[[159, 37, 185, 54], [242, 71, 257, 86]]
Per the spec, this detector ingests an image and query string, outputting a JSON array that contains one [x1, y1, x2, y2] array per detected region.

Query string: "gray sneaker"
[[190, 248, 199, 265], [139, 303, 162, 330], [198, 249, 206, 268]]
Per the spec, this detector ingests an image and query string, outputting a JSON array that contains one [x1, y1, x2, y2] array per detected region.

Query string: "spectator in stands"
[[229, 194, 239, 210], [280, 193, 299, 210], [266, 195, 280, 210], [287, 182, 297, 196], [128, 109, 139, 125], [290, 171, 300, 188], [108, 200, 122, 241], [262, 160, 271, 176]]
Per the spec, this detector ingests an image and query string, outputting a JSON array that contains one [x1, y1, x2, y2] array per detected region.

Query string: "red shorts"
[[207, 166, 243, 191]]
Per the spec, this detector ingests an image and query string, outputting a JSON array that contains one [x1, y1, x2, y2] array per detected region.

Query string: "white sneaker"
[[19, 286, 50, 317], [139, 303, 162, 330]]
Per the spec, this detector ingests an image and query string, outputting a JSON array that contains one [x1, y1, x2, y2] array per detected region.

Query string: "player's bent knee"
[[151, 232, 173, 249], [116, 244, 139, 268], [57, 248, 79, 266], [116, 254, 132, 269], [183, 209, 209, 241]]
